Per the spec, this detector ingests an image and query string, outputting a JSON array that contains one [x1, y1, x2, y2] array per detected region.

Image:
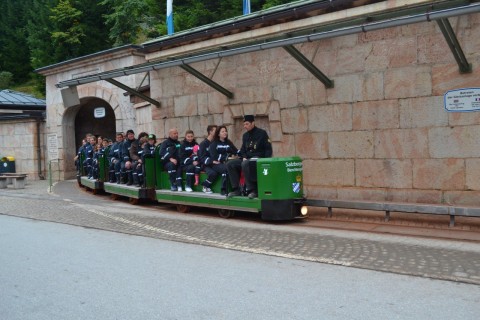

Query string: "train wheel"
[[176, 204, 191, 213], [129, 198, 139, 205], [218, 209, 234, 219], [111, 194, 119, 200]]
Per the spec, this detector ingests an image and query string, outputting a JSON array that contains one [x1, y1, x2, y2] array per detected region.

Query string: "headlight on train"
[[301, 206, 308, 216]]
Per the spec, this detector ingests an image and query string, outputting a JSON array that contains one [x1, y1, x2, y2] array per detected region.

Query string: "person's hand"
[[170, 158, 177, 165]]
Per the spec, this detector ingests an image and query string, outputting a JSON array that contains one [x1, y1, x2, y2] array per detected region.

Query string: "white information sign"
[[94, 107, 106, 118], [444, 88, 480, 112], [47, 133, 59, 160]]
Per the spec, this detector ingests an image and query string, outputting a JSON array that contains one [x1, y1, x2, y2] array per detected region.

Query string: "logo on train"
[[263, 168, 269, 175], [292, 182, 301, 193]]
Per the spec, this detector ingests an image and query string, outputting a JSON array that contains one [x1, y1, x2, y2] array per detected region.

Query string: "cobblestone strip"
[[1, 192, 480, 285]]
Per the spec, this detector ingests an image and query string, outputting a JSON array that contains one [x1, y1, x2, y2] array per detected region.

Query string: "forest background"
[[0, 0, 296, 97]]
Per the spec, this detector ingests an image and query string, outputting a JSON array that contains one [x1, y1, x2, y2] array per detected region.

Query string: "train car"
[[79, 144, 307, 220], [152, 143, 307, 220], [77, 148, 104, 194]]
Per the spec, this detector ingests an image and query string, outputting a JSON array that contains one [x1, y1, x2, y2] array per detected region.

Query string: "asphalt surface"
[[0, 179, 480, 285]]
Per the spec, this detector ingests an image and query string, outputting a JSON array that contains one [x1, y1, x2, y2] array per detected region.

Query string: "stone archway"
[[74, 97, 116, 148], [62, 87, 121, 178]]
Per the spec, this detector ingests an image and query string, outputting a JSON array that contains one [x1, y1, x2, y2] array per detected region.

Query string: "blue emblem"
[[292, 182, 300, 193]]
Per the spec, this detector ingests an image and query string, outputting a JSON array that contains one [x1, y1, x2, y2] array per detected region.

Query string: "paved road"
[[0, 180, 480, 286], [1, 214, 479, 320]]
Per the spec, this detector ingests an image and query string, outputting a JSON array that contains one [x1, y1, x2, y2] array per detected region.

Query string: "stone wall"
[[0, 119, 45, 179], [146, 15, 480, 205]]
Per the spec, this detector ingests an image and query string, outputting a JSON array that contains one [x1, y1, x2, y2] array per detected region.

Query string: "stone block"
[[399, 96, 448, 128], [417, 33, 453, 65], [466, 159, 480, 191], [385, 66, 431, 99], [269, 122, 283, 142], [207, 92, 228, 114], [327, 74, 363, 104], [304, 186, 338, 200], [353, 100, 399, 130], [385, 189, 442, 204], [329, 131, 374, 159], [374, 128, 429, 159], [448, 111, 480, 127], [442, 190, 480, 206], [362, 72, 384, 101], [356, 159, 412, 188], [173, 95, 198, 117], [272, 82, 298, 109], [337, 187, 387, 201], [280, 108, 308, 133], [413, 159, 465, 190], [272, 134, 294, 157], [295, 132, 328, 159], [429, 126, 480, 158], [197, 93, 209, 115], [297, 79, 327, 106], [336, 43, 371, 75], [432, 63, 479, 96], [308, 104, 352, 132], [242, 103, 257, 117], [268, 101, 281, 122], [303, 159, 355, 187]]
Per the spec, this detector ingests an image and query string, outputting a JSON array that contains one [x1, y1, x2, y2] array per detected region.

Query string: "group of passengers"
[[159, 115, 272, 198], [76, 115, 272, 198]]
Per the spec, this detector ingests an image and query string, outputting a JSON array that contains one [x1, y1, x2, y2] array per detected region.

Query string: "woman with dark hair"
[[209, 126, 239, 195]]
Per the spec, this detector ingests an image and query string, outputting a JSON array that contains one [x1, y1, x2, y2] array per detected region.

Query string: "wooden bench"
[[306, 199, 480, 227], [0, 175, 27, 189]]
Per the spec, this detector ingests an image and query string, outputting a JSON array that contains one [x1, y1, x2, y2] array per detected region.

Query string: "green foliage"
[[0, 71, 13, 89], [1, 0, 300, 92]]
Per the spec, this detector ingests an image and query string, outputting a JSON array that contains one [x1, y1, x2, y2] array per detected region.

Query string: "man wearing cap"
[[227, 115, 272, 199]]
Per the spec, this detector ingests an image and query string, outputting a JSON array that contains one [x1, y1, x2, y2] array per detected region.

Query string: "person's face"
[[219, 128, 228, 140], [116, 134, 123, 142], [127, 132, 135, 140], [186, 133, 194, 143], [98, 137, 103, 144], [102, 140, 108, 147], [169, 129, 179, 140], [89, 137, 96, 144], [148, 138, 155, 145], [243, 121, 254, 132], [209, 127, 217, 138]]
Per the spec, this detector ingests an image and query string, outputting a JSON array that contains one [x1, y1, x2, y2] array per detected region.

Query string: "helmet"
[[148, 134, 156, 140]]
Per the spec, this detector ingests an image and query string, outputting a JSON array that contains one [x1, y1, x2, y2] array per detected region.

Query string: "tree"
[[49, 0, 86, 60], [100, 0, 153, 46], [0, 0, 34, 84]]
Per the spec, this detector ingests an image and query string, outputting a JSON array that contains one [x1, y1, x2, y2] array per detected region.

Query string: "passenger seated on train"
[[227, 115, 272, 199], [84, 134, 96, 179], [109, 132, 124, 183], [159, 128, 182, 191], [180, 130, 200, 192], [210, 126, 239, 196], [129, 136, 145, 187], [74, 138, 88, 175], [198, 125, 218, 194]]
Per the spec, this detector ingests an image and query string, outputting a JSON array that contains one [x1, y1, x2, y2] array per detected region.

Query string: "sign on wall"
[[47, 133, 59, 160], [444, 88, 480, 112], [94, 107, 106, 118]]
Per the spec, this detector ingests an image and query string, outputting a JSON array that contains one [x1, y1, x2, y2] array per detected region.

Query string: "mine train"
[[78, 145, 308, 220]]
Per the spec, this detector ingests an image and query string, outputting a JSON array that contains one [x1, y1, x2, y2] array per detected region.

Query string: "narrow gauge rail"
[[78, 145, 308, 220]]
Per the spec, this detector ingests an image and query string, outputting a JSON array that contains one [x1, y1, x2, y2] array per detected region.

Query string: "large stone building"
[[36, 0, 480, 206]]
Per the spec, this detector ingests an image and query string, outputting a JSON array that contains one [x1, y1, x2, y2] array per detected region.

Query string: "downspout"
[[36, 118, 45, 180]]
